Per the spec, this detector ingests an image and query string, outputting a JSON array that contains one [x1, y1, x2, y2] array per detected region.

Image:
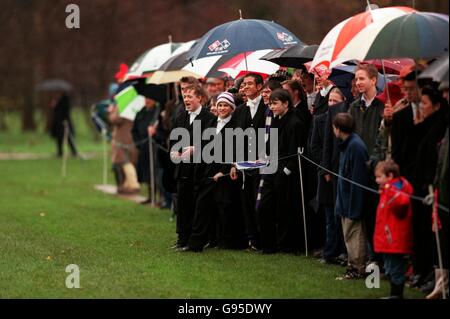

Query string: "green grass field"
[[0, 111, 426, 299]]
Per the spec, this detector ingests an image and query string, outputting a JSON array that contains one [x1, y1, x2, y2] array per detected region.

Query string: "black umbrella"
[[36, 79, 72, 92], [261, 44, 319, 68]]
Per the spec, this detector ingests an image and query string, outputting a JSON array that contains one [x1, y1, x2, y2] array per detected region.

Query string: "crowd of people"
[[100, 59, 448, 299]]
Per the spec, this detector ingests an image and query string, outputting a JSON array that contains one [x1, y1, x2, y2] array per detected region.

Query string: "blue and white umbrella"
[[188, 18, 303, 60]]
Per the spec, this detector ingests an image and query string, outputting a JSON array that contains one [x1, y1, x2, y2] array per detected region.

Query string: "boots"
[[426, 269, 449, 299], [112, 164, 125, 188], [383, 282, 404, 299]]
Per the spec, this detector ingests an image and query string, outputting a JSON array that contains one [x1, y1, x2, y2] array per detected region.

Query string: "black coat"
[[171, 107, 216, 182], [131, 105, 160, 183], [411, 107, 449, 195], [51, 94, 74, 138], [232, 98, 268, 162], [292, 101, 312, 148], [391, 104, 417, 181], [348, 96, 384, 156]]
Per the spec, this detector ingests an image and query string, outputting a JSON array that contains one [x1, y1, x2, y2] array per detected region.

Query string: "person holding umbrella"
[[50, 91, 79, 158]]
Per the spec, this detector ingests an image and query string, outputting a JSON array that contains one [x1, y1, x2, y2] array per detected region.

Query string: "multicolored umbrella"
[[218, 50, 280, 79], [336, 11, 449, 61], [310, 6, 416, 70], [188, 18, 302, 60]]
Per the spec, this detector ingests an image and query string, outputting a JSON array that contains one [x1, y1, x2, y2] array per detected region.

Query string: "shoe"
[[140, 198, 152, 205], [382, 282, 404, 299], [336, 268, 365, 280], [426, 269, 449, 299], [171, 243, 187, 250], [204, 242, 218, 249], [176, 246, 202, 253]]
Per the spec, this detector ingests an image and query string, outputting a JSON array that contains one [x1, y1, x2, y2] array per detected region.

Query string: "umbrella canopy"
[[261, 44, 319, 68], [125, 42, 182, 80], [188, 18, 302, 60], [36, 79, 72, 92], [311, 6, 416, 70], [363, 58, 415, 74], [218, 49, 280, 79], [114, 80, 166, 121], [419, 53, 449, 83]]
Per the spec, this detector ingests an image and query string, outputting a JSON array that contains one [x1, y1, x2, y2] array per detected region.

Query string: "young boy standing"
[[374, 160, 414, 299]]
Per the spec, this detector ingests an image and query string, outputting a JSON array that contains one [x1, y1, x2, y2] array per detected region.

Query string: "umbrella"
[[188, 18, 303, 60], [147, 40, 200, 84], [125, 42, 182, 80], [260, 44, 319, 68], [36, 79, 72, 92], [181, 55, 226, 78], [114, 80, 166, 121], [218, 49, 280, 79], [419, 54, 449, 83], [363, 58, 415, 75], [310, 6, 416, 70], [312, 9, 449, 71]]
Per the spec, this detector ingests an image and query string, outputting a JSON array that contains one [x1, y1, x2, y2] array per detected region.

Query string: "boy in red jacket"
[[374, 160, 414, 299]]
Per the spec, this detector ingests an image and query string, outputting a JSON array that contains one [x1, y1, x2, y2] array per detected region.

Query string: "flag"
[[114, 86, 145, 121]]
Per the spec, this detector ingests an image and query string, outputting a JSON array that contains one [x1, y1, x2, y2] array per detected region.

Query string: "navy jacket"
[[335, 133, 369, 220]]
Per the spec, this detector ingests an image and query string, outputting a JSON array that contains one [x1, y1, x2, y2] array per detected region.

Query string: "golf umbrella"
[[36, 79, 72, 92], [188, 18, 302, 60], [310, 6, 416, 71], [125, 42, 182, 80], [261, 44, 319, 68], [218, 49, 280, 79], [419, 53, 449, 83]]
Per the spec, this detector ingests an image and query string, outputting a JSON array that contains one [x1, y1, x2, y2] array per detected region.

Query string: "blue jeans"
[[384, 254, 406, 285], [323, 206, 342, 259]]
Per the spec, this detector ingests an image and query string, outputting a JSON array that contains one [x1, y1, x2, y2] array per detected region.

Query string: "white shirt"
[[411, 102, 419, 120], [320, 84, 333, 97], [361, 94, 376, 108], [307, 92, 317, 108], [216, 115, 232, 134], [189, 106, 202, 125], [246, 95, 262, 119]]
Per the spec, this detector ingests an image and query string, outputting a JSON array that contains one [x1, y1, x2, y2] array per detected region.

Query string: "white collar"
[[320, 84, 333, 97], [247, 95, 262, 107], [217, 115, 232, 123], [189, 106, 202, 116], [361, 94, 376, 108]]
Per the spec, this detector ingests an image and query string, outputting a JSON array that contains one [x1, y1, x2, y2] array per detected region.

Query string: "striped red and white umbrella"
[[218, 49, 280, 79], [310, 6, 416, 71]]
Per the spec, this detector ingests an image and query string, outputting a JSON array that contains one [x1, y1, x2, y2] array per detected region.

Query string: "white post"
[[149, 137, 156, 207], [102, 128, 108, 185], [297, 147, 308, 257], [62, 120, 68, 178], [430, 185, 446, 299]]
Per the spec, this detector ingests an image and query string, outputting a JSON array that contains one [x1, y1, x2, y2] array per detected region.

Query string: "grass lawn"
[[0, 157, 426, 299], [0, 110, 426, 299]]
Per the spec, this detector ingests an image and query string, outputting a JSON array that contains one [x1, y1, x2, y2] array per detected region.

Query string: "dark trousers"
[[56, 132, 78, 157], [176, 179, 196, 246], [258, 173, 304, 253], [239, 171, 261, 247], [322, 205, 344, 259], [412, 200, 434, 277], [188, 182, 215, 251], [384, 254, 407, 285], [364, 191, 382, 262]]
